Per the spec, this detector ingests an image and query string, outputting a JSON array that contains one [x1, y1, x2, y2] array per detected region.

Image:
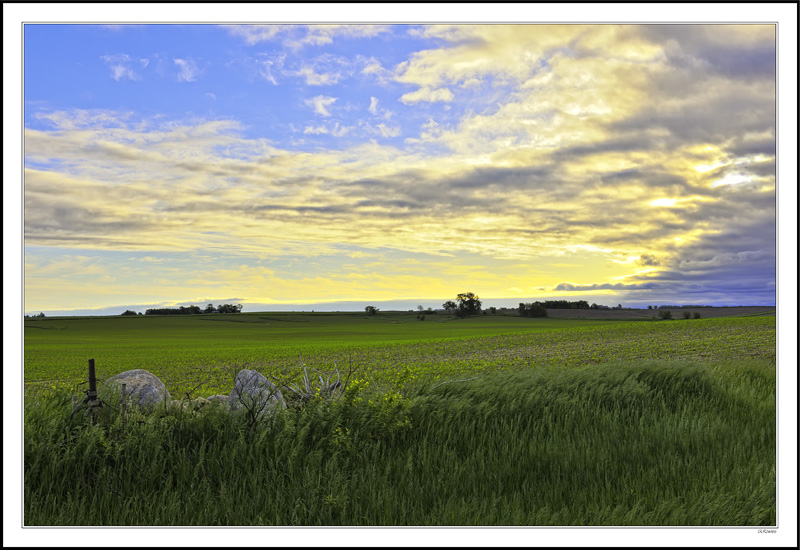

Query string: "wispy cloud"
[[100, 54, 146, 81], [290, 66, 341, 86], [223, 24, 390, 49], [174, 58, 200, 82], [303, 122, 351, 137], [304, 95, 337, 116], [400, 87, 454, 105]]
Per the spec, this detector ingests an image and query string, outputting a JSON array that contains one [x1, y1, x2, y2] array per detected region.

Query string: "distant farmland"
[[544, 305, 775, 320]]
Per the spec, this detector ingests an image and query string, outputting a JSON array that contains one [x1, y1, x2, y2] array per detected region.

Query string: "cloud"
[[222, 24, 286, 45], [304, 95, 337, 116], [399, 87, 454, 104], [360, 57, 392, 84], [282, 54, 356, 86], [222, 24, 390, 49], [100, 54, 143, 81], [290, 66, 341, 85], [303, 122, 351, 137], [636, 254, 660, 266], [174, 58, 200, 82], [369, 97, 379, 115]]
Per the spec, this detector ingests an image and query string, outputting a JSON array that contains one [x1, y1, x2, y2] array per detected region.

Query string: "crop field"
[[24, 312, 775, 399], [23, 311, 777, 526]]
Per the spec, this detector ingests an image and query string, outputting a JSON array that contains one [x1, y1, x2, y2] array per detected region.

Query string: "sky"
[[18, 19, 786, 315]]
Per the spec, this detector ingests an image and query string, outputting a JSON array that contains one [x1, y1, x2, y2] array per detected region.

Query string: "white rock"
[[229, 369, 285, 419], [104, 369, 170, 408]]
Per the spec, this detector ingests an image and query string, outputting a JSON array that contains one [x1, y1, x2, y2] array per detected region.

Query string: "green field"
[[24, 311, 775, 398], [23, 312, 776, 526]]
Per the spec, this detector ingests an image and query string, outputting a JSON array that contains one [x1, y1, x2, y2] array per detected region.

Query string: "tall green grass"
[[24, 359, 775, 526]]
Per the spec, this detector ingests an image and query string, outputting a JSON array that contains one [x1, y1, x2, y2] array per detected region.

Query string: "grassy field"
[[24, 310, 775, 398], [22, 311, 777, 526]]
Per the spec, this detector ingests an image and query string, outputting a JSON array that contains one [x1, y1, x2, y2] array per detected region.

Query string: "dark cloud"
[[636, 25, 776, 80], [636, 254, 659, 266], [552, 137, 661, 161]]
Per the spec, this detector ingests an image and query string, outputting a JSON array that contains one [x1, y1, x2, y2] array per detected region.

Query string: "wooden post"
[[121, 383, 127, 433], [87, 359, 97, 402], [87, 358, 99, 421]]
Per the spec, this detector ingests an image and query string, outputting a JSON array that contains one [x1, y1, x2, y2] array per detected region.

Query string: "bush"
[[658, 310, 673, 320], [519, 302, 548, 318], [693, 312, 702, 319], [683, 311, 691, 319]]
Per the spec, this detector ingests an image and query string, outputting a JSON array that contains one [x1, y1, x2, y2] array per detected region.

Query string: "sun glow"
[[650, 198, 678, 207], [711, 173, 752, 188]]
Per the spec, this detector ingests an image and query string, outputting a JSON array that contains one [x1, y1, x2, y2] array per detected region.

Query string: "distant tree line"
[[142, 303, 243, 316], [538, 300, 591, 309]]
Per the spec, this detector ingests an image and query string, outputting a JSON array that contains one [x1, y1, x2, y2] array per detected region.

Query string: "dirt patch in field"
[[543, 306, 775, 320]]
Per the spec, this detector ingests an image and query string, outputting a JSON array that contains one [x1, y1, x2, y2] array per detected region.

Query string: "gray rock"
[[229, 369, 285, 419], [174, 397, 210, 410], [206, 394, 230, 404], [104, 369, 170, 408]]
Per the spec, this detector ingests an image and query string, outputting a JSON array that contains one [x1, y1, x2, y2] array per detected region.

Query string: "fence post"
[[121, 383, 127, 433], [87, 358, 99, 422]]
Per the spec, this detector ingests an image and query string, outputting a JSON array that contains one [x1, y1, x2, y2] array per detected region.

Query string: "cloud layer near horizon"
[[23, 24, 776, 312]]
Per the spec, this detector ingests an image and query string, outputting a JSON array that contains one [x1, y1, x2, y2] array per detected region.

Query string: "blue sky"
[[16, 17, 792, 315]]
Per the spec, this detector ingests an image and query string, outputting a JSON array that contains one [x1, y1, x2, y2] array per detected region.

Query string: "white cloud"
[[100, 54, 141, 81], [222, 24, 287, 45], [369, 97, 379, 115], [303, 122, 351, 137], [223, 24, 390, 49], [304, 95, 337, 116], [377, 124, 401, 138], [174, 58, 200, 83], [290, 66, 341, 86], [399, 87, 454, 105], [304, 125, 328, 135], [360, 57, 392, 84], [286, 25, 390, 49]]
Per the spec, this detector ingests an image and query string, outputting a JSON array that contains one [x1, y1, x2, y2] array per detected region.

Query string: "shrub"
[[683, 311, 692, 319], [693, 312, 702, 319], [658, 310, 673, 320], [519, 302, 548, 318]]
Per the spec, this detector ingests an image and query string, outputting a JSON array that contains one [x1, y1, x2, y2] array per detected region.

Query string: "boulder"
[[104, 369, 170, 408], [229, 369, 285, 419], [173, 397, 210, 411], [206, 394, 230, 404]]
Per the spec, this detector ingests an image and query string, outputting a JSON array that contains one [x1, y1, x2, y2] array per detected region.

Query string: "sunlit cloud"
[[400, 87, 454, 104], [711, 173, 753, 188]]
